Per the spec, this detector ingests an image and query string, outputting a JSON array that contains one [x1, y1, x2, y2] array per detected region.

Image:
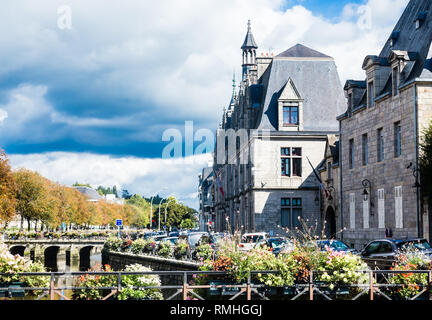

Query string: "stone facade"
[[338, 0, 432, 250], [209, 23, 346, 236]]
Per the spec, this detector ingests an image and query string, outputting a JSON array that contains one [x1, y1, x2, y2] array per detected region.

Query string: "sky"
[[0, 0, 410, 209]]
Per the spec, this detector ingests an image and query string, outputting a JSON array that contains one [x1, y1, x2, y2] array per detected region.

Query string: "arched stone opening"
[[9, 246, 26, 257], [44, 246, 60, 272], [79, 246, 94, 271], [324, 206, 337, 239]]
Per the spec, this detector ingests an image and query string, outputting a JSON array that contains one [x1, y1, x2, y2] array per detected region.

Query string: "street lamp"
[[362, 179, 372, 202], [149, 196, 155, 231]]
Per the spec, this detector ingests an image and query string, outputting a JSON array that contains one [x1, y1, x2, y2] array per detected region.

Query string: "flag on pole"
[[214, 170, 225, 197], [306, 156, 328, 198]]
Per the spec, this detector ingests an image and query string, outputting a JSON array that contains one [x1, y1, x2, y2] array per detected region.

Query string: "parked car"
[[152, 235, 168, 243], [161, 236, 178, 246], [313, 239, 358, 254], [238, 232, 268, 251], [178, 232, 215, 250], [360, 238, 432, 269], [254, 237, 294, 256], [168, 231, 179, 237]]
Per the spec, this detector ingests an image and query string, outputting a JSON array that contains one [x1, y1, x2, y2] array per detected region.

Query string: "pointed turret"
[[241, 20, 258, 81]]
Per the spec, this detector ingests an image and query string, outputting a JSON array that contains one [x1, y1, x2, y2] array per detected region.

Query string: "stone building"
[[317, 134, 340, 239], [198, 167, 214, 232], [210, 21, 346, 236], [338, 0, 432, 250]]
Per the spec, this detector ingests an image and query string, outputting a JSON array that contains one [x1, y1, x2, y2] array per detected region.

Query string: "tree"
[[0, 150, 16, 227], [14, 169, 51, 231], [420, 120, 432, 199], [125, 195, 150, 227], [163, 197, 198, 229]]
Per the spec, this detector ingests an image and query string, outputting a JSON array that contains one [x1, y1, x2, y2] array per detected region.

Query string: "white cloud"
[[8, 152, 213, 209], [0, 109, 7, 123]]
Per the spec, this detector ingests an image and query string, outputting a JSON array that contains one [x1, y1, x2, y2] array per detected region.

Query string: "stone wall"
[[340, 84, 419, 250]]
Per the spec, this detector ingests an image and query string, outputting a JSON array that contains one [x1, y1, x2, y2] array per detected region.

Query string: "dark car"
[[314, 240, 358, 254], [360, 238, 432, 269], [255, 237, 294, 256]]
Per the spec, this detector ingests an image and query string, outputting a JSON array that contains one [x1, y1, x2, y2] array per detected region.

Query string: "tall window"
[[349, 193, 355, 229], [362, 133, 368, 165], [392, 67, 399, 96], [281, 147, 302, 177], [283, 106, 299, 126], [377, 128, 384, 162], [394, 121, 401, 157], [368, 81, 375, 107], [394, 186, 403, 228], [349, 139, 355, 169], [281, 198, 302, 229], [327, 161, 332, 180]]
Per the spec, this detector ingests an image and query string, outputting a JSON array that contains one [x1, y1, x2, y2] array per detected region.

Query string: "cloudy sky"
[[0, 0, 410, 209]]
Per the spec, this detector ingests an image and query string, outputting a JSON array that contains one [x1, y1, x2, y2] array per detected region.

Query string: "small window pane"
[[292, 158, 302, 177], [292, 148, 302, 156]]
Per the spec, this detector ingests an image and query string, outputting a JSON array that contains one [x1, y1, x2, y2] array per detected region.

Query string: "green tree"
[[420, 120, 432, 198]]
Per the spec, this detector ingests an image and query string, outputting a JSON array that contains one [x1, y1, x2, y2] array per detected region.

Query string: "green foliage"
[[21, 262, 50, 297], [174, 239, 190, 260], [117, 264, 163, 300], [130, 238, 149, 255], [104, 237, 123, 252], [72, 264, 116, 300], [420, 120, 432, 197], [194, 243, 214, 261], [387, 248, 432, 299], [72, 182, 92, 188], [125, 195, 150, 227], [157, 241, 173, 258]]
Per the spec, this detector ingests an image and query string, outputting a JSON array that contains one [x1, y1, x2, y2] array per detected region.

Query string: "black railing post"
[[246, 272, 251, 300], [309, 271, 313, 301]]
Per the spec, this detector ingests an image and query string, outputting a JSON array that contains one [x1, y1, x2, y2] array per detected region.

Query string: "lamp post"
[[362, 179, 372, 202], [149, 196, 155, 231]]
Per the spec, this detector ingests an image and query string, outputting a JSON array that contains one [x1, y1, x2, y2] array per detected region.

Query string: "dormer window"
[[415, 11, 427, 29], [392, 66, 399, 96], [389, 31, 400, 47], [348, 92, 353, 110], [367, 81, 375, 107], [283, 105, 299, 125]]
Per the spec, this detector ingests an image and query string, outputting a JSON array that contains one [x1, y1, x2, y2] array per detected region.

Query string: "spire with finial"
[[241, 19, 258, 81], [232, 72, 236, 98]]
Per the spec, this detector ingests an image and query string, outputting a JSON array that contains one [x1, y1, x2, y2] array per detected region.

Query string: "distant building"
[[105, 193, 125, 205], [198, 167, 214, 231], [72, 186, 103, 202], [317, 135, 340, 239], [338, 0, 432, 249]]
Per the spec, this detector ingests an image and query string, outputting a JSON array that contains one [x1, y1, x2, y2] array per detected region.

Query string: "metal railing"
[[1, 269, 431, 301]]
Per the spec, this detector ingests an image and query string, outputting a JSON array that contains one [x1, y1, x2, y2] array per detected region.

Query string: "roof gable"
[[276, 44, 332, 59], [278, 78, 302, 100]]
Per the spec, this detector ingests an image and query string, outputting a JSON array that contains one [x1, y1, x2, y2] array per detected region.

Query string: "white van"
[[238, 232, 268, 251]]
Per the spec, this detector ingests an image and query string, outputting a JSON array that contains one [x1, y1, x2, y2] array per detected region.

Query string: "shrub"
[[130, 239, 149, 255], [157, 241, 173, 258], [144, 240, 157, 254], [387, 249, 431, 300], [104, 237, 123, 252], [193, 243, 214, 262], [117, 264, 163, 300], [174, 239, 189, 260], [72, 264, 116, 300]]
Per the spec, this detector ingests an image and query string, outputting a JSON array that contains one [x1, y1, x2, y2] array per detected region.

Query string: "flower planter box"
[[0, 282, 25, 298], [208, 281, 242, 296]]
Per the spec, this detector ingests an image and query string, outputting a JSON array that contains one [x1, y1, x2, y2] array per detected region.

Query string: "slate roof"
[[72, 186, 103, 201], [276, 44, 332, 58], [254, 45, 346, 131], [241, 21, 258, 49], [342, 0, 432, 112]]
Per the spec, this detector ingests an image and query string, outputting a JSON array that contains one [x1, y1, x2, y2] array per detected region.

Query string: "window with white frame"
[[395, 186, 403, 228], [363, 197, 369, 229], [349, 193, 355, 229], [378, 188, 385, 228]]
